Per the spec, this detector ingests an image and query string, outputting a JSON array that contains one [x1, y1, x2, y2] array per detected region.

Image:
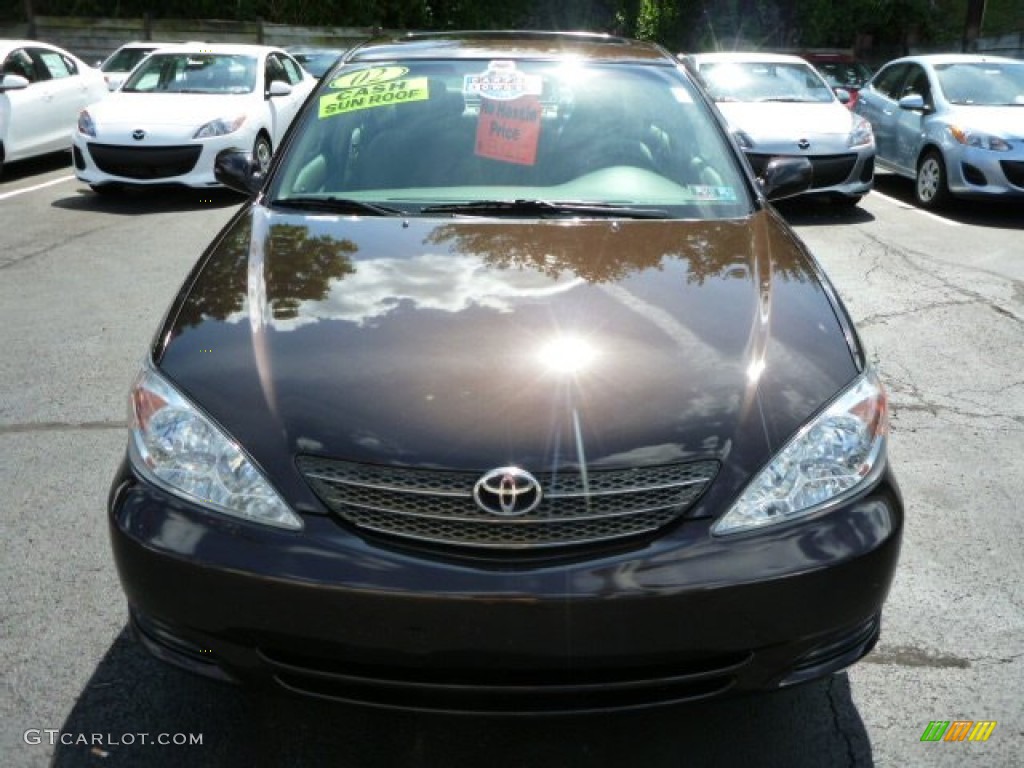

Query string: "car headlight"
[[193, 115, 247, 139], [713, 369, 888, 535], [949, 125, 1011, 151], [848, 114, 874, 148], [128, 364, 302, 530], [78, 109, 96, 137]]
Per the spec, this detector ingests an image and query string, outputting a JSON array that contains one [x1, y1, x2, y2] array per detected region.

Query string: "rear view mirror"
[[759, 157, 813, 201], [0, 74, 30, 92], [214, 149, 263, 196]]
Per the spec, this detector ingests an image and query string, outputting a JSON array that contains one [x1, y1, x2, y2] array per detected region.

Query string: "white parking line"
[[870, 189, 961, 227], [0, 175, 75, 202]]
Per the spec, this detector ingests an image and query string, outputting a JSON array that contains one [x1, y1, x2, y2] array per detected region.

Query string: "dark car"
[[802, 51, 873, 109], [109, 31, 902, 714]]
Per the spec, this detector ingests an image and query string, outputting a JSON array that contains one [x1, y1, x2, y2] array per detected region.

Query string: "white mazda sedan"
[[687, 51, 875, 206], [1, 40, 108, 176], [73, 43, 315, 192]]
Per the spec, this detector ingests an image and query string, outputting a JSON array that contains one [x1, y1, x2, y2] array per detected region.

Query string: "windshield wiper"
[[419, 199, 669, 219], [270, 197, 405, 216]]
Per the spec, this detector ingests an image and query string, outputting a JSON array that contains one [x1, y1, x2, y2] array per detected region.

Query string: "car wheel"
[[915, 150, 950, 208], [253, 134, 272, 175]]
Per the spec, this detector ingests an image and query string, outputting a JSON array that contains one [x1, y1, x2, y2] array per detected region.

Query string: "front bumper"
[[945, 144, 1024, 199], [746, 146, 875, 200], [108, 456, 903, 713], [72, 131, 253, 189]]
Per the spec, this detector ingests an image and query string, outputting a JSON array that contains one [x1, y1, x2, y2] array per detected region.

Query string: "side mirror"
[[214, 149, 263, 196], [758, 156, 813, 201], [0, 74, 30, 92], [834, 88, 851, 104], [266, 80, 292, 99], [898, 93, 926, 111]]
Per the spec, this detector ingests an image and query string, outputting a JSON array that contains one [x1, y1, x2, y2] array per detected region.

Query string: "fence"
[[0, 15, 380, 64]]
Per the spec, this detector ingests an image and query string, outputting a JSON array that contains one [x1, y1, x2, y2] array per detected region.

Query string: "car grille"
[[259, 646, 750, 713], [86, 143, 202, 180], [746, 153, 858, 189], [297, 458, 718, 550], [1000, 160, 1024, 188]]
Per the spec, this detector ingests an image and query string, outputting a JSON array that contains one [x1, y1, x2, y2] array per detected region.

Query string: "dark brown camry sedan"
[[108, 31, 902, 714]]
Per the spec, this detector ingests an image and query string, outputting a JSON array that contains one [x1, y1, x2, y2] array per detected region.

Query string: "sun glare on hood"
[[537, 335, 600, 375]]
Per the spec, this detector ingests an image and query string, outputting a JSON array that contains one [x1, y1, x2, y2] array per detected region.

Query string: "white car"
[[73, 43, 315, 192], [687, 52, 876, 206], [0, 40, 108, 176], [98, 41, 183, 91]]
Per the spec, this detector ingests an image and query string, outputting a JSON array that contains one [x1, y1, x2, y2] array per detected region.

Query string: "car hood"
[[945, 105, 1024, 137], [154, 207, 858, 511], [89, 92, 254, 127], [717, 101, 855, 141]]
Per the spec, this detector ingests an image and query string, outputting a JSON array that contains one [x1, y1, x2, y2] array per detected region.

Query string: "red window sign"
[[475, 95, 542, 166]]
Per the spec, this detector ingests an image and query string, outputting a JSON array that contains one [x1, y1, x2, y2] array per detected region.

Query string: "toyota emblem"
[[132, 129, 146, 141], [473, 467, 543, 517], [797, 138, 810, 150]]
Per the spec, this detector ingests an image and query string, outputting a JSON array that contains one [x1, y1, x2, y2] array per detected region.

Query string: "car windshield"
[[270, 59, 751, 218], [699, 61, 836, 103], [102, 47, 157, 73], [122, 53, 257, 94], [935, 61, 1024, 106]]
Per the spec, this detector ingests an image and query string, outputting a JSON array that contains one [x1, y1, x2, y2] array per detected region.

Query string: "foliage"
[[19, 0, 1024, 49]]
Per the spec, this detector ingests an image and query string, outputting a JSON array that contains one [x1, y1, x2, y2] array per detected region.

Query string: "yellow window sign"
[[319, 77, 429, 118], [328, 66, 408, 90]]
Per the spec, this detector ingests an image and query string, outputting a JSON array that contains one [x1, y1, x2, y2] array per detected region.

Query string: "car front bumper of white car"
[[72, 125, 261, 189]]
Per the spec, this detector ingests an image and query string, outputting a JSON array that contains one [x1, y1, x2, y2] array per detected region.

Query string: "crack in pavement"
[[857, 233, 1023, 325], [863, 645, 971, 668], [0, 420, 128, 435], [0, 225, 110, 271], [827, 676, 858, 768]]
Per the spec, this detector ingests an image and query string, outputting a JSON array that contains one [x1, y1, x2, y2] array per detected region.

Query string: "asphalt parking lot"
[[1, 155, 1022, 767]]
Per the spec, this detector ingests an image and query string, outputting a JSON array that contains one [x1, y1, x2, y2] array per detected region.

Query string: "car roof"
[[1, 39, 67, 53], [150, 43, 285, 57], [800, 50, 858, 62], [347, 31, 673, 65], [113, 41, 176, 48], [885, 53, 1022, 67], [689, 51, 810, 65]]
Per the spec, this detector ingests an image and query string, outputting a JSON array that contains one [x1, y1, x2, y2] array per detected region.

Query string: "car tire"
[[253, 133, 272, 176], [90, 184, 122, 195], [915, 150, 950, 209]]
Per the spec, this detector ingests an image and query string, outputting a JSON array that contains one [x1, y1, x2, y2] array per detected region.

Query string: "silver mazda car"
[[855, 54, 1024, 208], [687, 52, 875, 207]]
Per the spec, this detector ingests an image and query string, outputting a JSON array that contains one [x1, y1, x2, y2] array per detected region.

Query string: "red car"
[[803, 52, 873, 109]]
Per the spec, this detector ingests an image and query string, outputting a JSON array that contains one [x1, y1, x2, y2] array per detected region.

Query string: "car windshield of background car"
[[935, 62, 1024, 106], [122, 53, 257, 94], [700, 61, 835, 104], [270, 58, 752, 218], [816, 62, 871, 89]]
